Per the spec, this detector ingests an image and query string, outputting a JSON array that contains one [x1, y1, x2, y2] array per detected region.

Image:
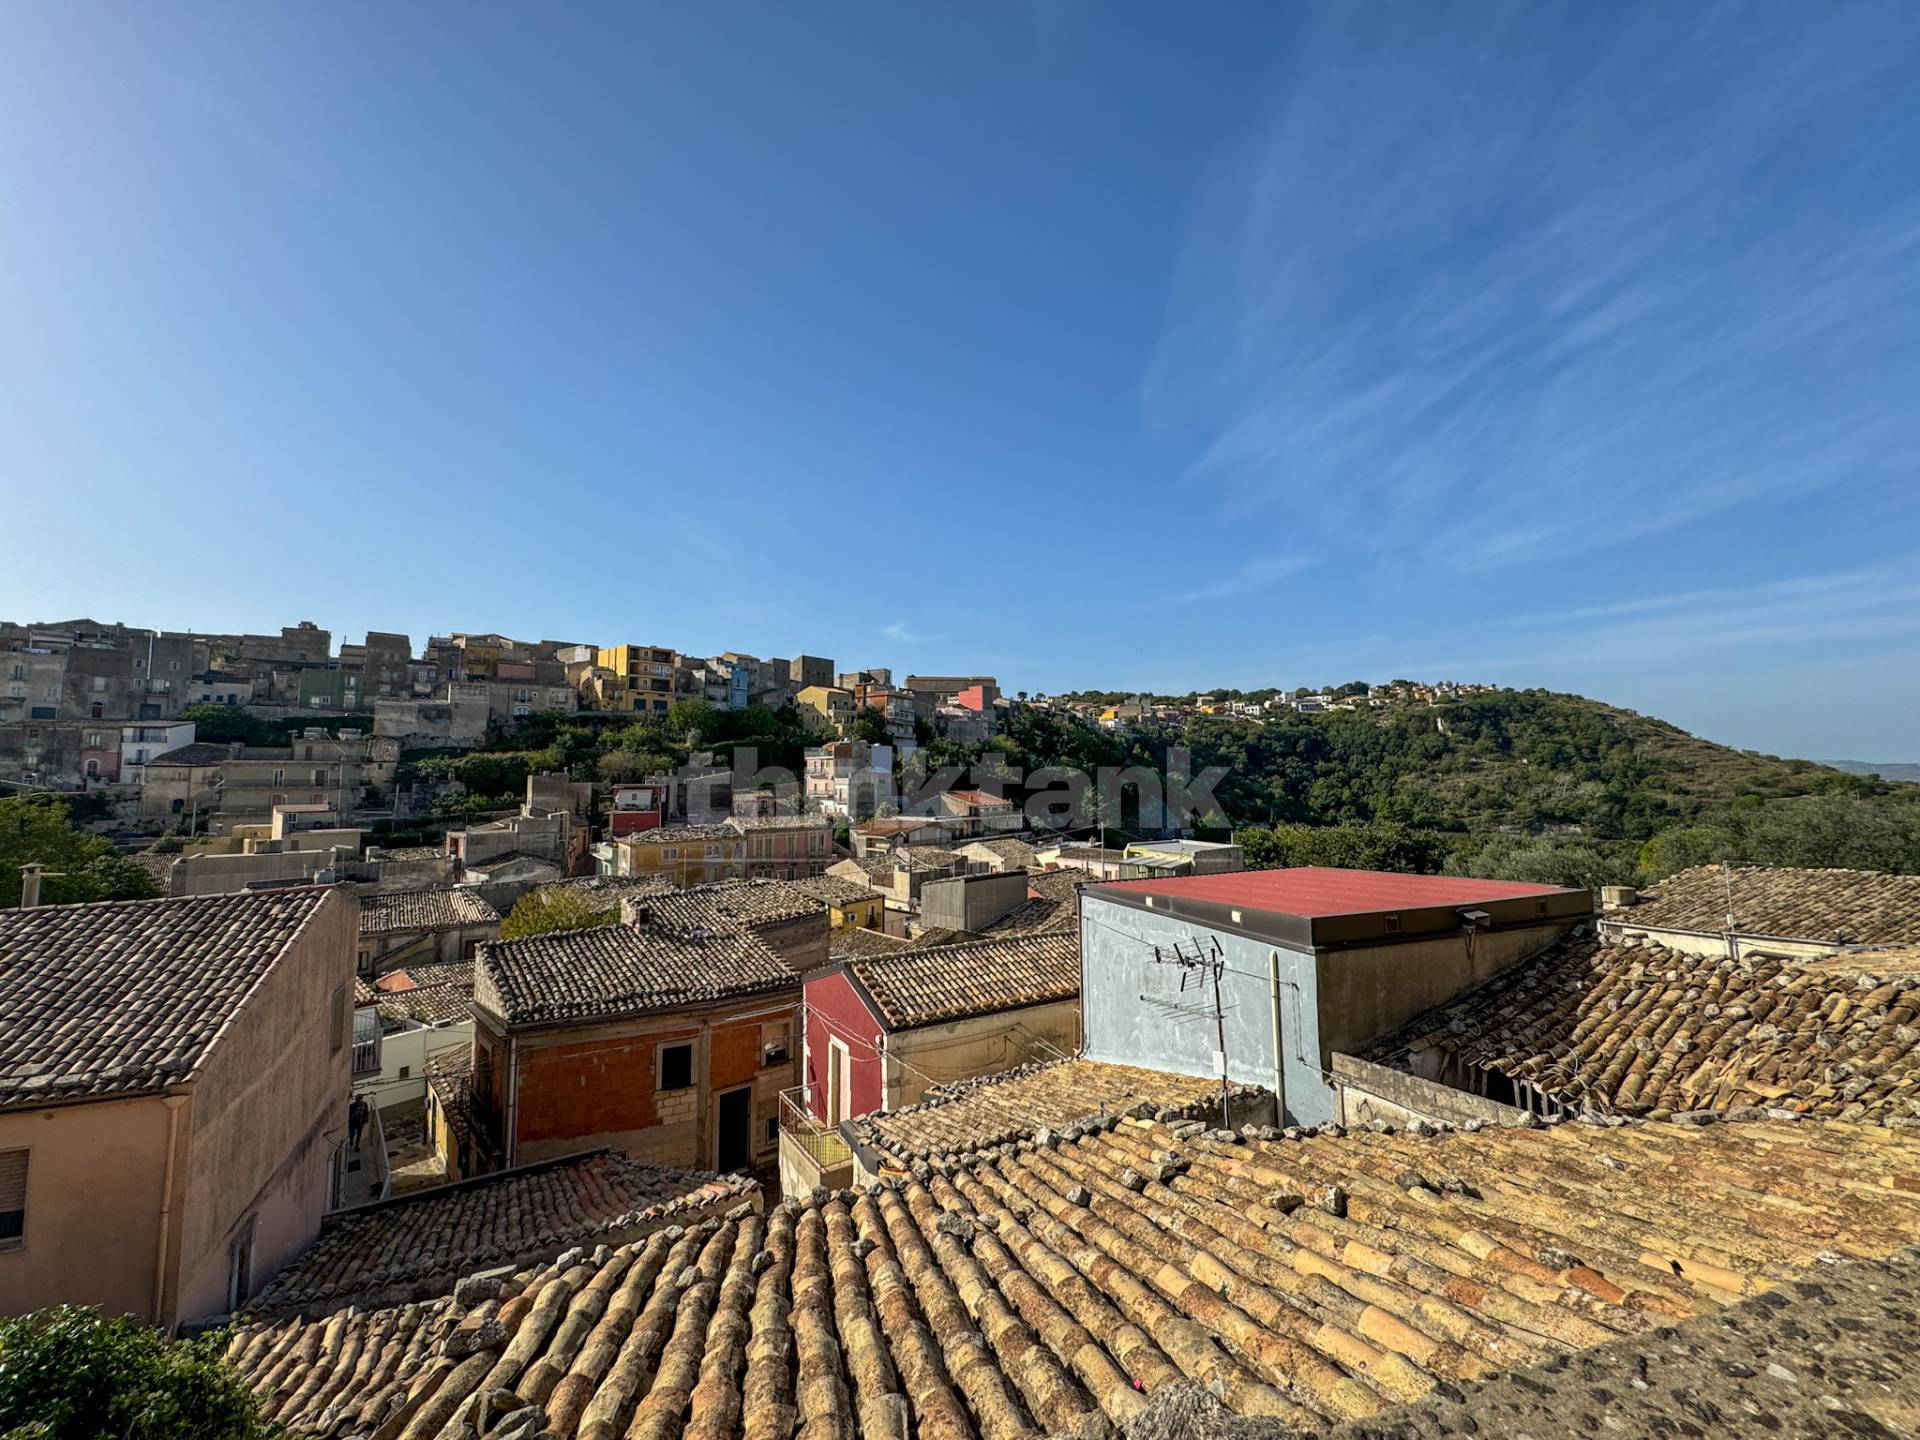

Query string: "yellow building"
[[797, 874, 885, 929], [615, 823, 746, 886], [795, 684, 854, 732], [593, 643, 677, 714]]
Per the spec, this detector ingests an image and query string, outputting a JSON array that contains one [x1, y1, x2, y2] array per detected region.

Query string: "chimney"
[[19, 864, 43, 908], [1601, 885, 1638, 911]]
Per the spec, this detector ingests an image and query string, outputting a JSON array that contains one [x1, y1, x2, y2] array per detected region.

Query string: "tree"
[[499, 887, 620, 940], [849, 708, 892, 748], [664, 698, 713, 742], [0, 798, 163, 909], [0, 1307, 280, 1440], [177, 704, 275, 747]]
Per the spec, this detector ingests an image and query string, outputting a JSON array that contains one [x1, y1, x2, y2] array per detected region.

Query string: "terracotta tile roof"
[[376, 983, 472, 1026], [0, 889, 337, 1109], [827, 925, 915, 961], [980, 893, 1075, 935], [1362, 933, 1920, 1122], [855, 1058, 1236, 1164], [790, 874, 875, 907], [729, 813, 833, 832], [425, 1047, 473, 1147], [375, 960, 476, 993], [961, 837, 1038, 868], [836, 853, 895, 884], [476, 920, 795, 1027], [1026, 868, 1091, 904], [639, 879, 826, 930], [229, 1113, 1920, 1436], [249, 1151, 757, 1318], [899, 845, 964, 870], [142, 741, 233, 768], [1054, 844, 1125, 862], [854, 816, 944, 836], [1620, 864, 1920, 945], [620, 822, 738, 846], [358, 888, 500, 937], [1798, 943, 1920, 978], [849, 929, 1080, 1029], [944, 787, 1014, 808], [535, 874, 678, 900], [353, 976, 379, 1005], [371, 845, 446, 862]]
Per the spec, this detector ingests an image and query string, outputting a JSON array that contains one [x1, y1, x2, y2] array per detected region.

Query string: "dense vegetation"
[[0, 798, 162, 909], [990, 689, 1920, 887], [0, 1308, 279, 1440], [498, 887, 620, 939], [387, 686, 1920, 889], [177, 704, 376, 748]]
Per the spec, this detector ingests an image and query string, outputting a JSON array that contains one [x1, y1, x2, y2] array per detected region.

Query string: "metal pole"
[[1211, 957, 1230, 1131]]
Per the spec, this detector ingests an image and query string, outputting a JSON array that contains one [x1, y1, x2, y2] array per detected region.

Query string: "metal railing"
[[779, 1087, 851, 1169]]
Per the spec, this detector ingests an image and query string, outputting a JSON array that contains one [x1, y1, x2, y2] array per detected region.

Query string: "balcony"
[[777, 1086, 853, 1196]]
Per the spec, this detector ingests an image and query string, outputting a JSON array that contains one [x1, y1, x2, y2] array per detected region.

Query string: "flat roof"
[[1096, 865, 1576, 918]]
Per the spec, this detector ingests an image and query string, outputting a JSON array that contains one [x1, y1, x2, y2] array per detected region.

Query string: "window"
[[398, 1064, 411, 1079], [313, 769, 327, 785], [658, 1041, 694, 1092], [330, 983, 347, 1054], [85, 732, 102, 747], [662, 848, 678, 861], [227, 1214, 256, 1311], [764, 1115, 780, 1147], [762, 1022, 791, 1067], [272, 769, 286, 784], [0, 1149, 26, 1252]]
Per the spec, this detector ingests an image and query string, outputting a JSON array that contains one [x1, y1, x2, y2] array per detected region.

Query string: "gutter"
[[152, 1092, 188, 1326]]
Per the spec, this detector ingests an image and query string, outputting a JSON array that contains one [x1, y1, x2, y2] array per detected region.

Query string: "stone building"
[[466, 913, 801, 1174], [0, 888, 357, 1326]]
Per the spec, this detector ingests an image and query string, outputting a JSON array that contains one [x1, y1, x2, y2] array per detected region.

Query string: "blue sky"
[[3, 3, 1917, 761]]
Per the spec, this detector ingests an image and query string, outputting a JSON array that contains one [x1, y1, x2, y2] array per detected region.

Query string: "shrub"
[[0, 1307, 280, 1440], [499, 887, 619, 940]]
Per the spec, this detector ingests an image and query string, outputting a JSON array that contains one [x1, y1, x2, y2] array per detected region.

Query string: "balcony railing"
[[779, 1087, 851, 1169]]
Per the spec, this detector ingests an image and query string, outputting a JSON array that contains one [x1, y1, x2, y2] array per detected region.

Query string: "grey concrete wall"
[[1081, 896, 1574, 1129], [1313, 921, 1576, 1059], [1329, 1053, 1530, 1128], [920, 871, 1030, 932], [1081, 893, 1329, 1126]]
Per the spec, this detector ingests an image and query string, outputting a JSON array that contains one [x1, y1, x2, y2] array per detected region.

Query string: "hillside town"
[[3, 613, 1920, 1437]]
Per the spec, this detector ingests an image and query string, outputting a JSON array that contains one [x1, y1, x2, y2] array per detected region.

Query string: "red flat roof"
[[1096, 866, 1576, 918]]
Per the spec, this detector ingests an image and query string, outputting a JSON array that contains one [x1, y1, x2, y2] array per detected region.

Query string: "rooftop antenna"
[[1148, 934, 1233, 1129]]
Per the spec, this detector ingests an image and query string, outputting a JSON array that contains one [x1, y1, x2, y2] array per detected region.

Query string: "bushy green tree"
[[1444, 833, 1639, 892], [177, 704, 276, 747], [0, 1307, 280, 1440], [499, 887, 620, 940], [0, 799, 163, 909]]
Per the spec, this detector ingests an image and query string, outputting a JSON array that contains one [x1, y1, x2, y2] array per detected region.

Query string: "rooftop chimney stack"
[[19, 864, 43, 908]]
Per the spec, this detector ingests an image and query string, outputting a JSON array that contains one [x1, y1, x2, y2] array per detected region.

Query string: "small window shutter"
[[0, 1149, 27, 1249]]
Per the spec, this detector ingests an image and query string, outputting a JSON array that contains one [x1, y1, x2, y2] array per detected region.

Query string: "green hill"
[[1002, 689, 1920, 885], [1153, 688, 1900, 838]]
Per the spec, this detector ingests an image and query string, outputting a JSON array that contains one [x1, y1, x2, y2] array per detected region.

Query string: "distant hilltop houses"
[[0, 612, 1494, 805], [1041, 678, 1504, 730], [0, 616, 1006, 801]]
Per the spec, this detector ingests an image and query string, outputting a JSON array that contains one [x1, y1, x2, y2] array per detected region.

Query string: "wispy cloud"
[[1147, 5, 1920, 574], [880, 620, 944, 643], [1178, 553, 1314, 603]]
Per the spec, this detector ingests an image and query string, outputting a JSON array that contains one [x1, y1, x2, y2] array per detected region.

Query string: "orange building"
[[467, 916, 799, 1174]]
